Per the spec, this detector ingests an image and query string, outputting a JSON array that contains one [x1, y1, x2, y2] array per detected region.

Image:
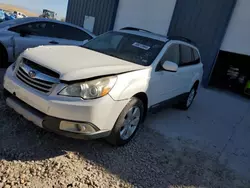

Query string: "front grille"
[[24, 58, 60, 78], [16, 59, 59, 94]]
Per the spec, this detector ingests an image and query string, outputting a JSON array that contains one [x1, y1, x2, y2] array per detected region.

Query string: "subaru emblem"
[[28, 70, 36, 78]]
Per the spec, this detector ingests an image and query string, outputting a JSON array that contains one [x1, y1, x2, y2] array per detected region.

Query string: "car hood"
[[21, 45, 147, 81]]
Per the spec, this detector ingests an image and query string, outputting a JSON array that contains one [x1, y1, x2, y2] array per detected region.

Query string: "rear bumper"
[[5, 93, 110, 140]]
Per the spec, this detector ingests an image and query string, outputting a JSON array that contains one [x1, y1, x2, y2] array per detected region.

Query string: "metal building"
[[66, 0, 249, 86], [66, 0, 119, 35], [168, 0, 237, 84]]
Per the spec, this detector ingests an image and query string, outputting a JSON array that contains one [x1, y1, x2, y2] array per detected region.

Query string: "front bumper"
[[5, 92, 110, 139], [3, 66, 129, 139]]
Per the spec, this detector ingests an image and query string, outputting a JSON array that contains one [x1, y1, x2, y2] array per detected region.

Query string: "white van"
[[13, 11, 27, 19]]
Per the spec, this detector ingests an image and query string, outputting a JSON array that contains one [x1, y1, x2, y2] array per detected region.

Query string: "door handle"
[[49, 41, 59, 44]]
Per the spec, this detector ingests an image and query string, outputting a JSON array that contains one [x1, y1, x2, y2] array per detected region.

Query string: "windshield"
[[84, 31, 165, 66]]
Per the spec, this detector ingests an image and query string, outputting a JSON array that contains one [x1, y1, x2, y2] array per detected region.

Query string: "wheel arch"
[[0, 42, 8, 68], [133, 92, 148, 121], [189, 72, 202, 91], [193, 80, 200, 90]]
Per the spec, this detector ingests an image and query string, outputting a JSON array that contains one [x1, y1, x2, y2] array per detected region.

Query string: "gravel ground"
[[0, 89, 250, 188]]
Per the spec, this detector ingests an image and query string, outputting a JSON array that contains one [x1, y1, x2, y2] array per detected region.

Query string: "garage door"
[[113, 0, 176, 35], [168, 0, 237, 85]]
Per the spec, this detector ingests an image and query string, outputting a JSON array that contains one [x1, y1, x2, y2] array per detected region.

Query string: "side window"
[[9, 23, 30, 34], [9, 22, 49, 37], [50, 23, 92, 41], [180, 45, 194, 66], [161, 44, 180, 65]]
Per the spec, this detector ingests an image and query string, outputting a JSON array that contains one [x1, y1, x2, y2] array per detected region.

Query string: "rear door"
[[46, 23, 93, 47], [9, 21, 54, 59], [177, 44, 201, 94]]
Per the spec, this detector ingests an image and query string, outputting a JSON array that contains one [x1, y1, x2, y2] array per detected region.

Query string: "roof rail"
[[168, 36, 196, 45], [120, 27, 152, 33]]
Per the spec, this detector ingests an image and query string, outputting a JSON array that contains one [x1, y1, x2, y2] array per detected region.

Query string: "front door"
[[11, 21, 55, 59], [14, 35, 52, 59], [149, 43, 181, 106]]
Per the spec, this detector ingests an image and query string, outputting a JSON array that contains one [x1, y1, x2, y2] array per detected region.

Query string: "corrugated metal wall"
[[66, 0, 119, 35], [168, 0, 237, 85]]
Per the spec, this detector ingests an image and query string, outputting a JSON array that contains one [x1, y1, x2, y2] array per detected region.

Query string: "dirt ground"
[[0, 3, 38, 17], [0, 89, 250, 188]]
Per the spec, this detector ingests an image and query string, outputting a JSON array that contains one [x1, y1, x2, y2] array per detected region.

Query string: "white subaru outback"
[[3, 28, 203, 146]]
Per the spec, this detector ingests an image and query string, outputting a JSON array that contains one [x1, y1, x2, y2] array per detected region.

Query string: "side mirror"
[[20, 29, 31, 37], [162, 61, 178, 72]]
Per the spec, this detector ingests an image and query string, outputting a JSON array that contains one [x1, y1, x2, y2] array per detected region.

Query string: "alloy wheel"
[[120, 106, 141, 140]]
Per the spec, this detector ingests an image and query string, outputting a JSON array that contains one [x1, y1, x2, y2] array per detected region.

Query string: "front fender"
[[0, 35, 15, 62], [119, 80, 148, 100], [109, 70, 150, 101]]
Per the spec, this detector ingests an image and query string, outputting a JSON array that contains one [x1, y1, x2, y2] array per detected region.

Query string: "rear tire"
[[106, 97, 144, 146], [0, 45, 8, 68], [179, 86, 197, 110]]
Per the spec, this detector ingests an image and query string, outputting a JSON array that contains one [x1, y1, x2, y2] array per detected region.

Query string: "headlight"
[[59, 76, 117, 99]]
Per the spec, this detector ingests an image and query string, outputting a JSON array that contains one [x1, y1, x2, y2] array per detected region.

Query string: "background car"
[[4, 12, 15, 21], [0, 10, 16, 22], [0, 9, 5, 22], [0, 17, 96, 67], [13, 11, 26, 18]]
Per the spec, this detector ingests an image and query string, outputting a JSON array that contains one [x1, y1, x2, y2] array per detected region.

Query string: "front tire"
[[0, 45, 8, 68], [106, 97, 144, 146]]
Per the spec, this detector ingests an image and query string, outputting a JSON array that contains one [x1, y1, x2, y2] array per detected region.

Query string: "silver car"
[[0, 17, 95, 68]]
